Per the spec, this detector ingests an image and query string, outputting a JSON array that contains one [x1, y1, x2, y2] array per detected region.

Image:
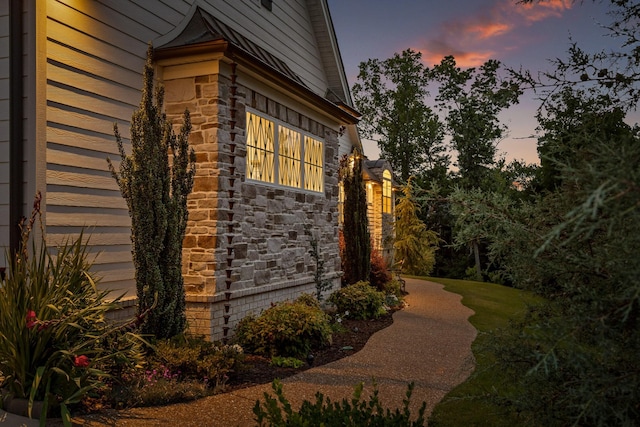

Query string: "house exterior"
[[1, 0, 392, 340], [363, 159, 395, 261]]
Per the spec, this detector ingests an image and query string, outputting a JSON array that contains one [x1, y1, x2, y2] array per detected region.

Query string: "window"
[[278, 126, 301, 188], [246, 112, 275, 183], [383, 170, 392, 214], [246, 111, 323, 193], [304, 136, 324, 193]]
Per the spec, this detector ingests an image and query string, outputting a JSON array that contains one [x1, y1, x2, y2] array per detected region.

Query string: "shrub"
[[0, 195, 144, 426], [153, 335, 244, 392], [270, 357, 305, 369], [110, 367, 208, 408], [369, 248, 392, 291], [109, 336, 243, 408], [381, 279, 403, 299], [234, 296, 332, 358], [329, 281, 386, 320], [254, 379, 427, 426]]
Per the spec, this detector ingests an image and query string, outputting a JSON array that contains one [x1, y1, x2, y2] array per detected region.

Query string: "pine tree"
[[394, 177, 439, 275], [108, 45, 195, 339], [340, 149, 370, 285]]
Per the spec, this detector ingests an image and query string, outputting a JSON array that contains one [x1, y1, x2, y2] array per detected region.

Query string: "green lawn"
[[422, 277, 542, 427]]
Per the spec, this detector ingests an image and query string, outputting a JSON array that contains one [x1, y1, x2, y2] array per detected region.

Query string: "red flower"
[[74, 355, 90, 368], [26, 310, 37, 329]]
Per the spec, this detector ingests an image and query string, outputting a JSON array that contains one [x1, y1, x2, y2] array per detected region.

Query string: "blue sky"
[[327, 0, 629, 165]]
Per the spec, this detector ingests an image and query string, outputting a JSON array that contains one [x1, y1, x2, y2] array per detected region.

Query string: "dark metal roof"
[[156, 7, 307, 88]]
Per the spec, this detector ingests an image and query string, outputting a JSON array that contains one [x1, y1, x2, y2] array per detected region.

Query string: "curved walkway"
[[62, 278, 477, 426]]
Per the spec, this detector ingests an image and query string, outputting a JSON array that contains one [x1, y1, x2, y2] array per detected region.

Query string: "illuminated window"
[[304, 136, 324, 193], [246, 112, 275, 183], [278, 126, 301, 188], [246, 111, 323, 193], [383, 170, 392, 213]]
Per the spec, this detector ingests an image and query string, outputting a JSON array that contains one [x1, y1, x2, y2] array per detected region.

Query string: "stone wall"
[[163, 59, 341, 341]]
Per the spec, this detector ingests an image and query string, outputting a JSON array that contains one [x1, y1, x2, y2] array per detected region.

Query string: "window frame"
[[382, 170, 392, 214], [245, 108, 325, 194]]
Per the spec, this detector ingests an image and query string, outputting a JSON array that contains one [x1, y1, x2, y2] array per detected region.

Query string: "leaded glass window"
[[246, 110, 324, 193], [246, 112, 275, 183], [383, 170, 392, 214], [304, 136, 324, 193], [278, 126, 301, 188]]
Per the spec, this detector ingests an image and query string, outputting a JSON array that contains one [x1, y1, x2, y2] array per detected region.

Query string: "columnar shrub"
[[340, 150, 371, 285], [108, 45, 195, 339], [234, 296, 332, 358], [329, 281, 386, 320]]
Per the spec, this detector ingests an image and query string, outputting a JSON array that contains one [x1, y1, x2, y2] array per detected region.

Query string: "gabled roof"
[[154, 5, 358, 125], [156, 7, 306, 88], [307, 0, 353, 107]]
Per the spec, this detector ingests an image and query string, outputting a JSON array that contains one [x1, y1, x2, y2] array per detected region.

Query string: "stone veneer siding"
[[163, 62, 341, 341]]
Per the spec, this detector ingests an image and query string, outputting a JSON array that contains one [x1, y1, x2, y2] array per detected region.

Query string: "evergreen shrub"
[[234, 296, 332, 358], [329, 281, 386, 320]]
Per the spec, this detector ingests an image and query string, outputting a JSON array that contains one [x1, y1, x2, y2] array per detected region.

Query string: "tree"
[[394, 177, 440, 276], [339, 149, 370, 285], [516, 0, 640, 111], [449, 2, 640, 423], [108, 46, 195, 339], [431, 56, 521, 190], [431, 56, 521, 279], [352, 49, 447, 183]]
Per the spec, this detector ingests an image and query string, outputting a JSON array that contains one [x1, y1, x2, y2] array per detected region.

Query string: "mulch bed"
[[227, 310, 396, 391]]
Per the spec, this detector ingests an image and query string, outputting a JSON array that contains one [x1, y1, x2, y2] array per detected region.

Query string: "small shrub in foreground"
[[253, 379, 426, 426], [329, 281, 386, 320], [235, 295, 332, 358]]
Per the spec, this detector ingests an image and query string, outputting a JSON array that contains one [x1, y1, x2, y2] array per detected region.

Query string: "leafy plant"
[[329, 281, 386, 320], [0, 194, 144, 426], [381, 279, 403, 300], [153, 335, 244, 392], [270, 357, 305, 369], [254, 379, 427, 426], [111, 367, 208, 408], [234, 296, 332, 358], [108, 44, 195, 339], [306, 230, 334, 301], [369, 247, 391, 292]]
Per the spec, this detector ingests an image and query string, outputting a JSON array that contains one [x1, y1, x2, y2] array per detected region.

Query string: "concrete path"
[[22, 278, 477, 426]]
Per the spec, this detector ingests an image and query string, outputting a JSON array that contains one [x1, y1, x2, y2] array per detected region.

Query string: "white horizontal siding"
[[0, 0, 9, 263], [195, 0, 328, 95], [44, 0, 335, 293]]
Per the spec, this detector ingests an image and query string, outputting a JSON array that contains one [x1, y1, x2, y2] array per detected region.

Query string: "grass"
[[422, 277, 543, 427]]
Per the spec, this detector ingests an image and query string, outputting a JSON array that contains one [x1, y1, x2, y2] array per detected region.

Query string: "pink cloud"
[[417, 0, 575, 68], [517, 0, 573, 23], [417, 41, 494, 68]]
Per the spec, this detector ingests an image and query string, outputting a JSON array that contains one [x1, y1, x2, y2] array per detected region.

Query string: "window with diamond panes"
[[304, 136, 324, 193], [383, 170, 392, 213], [246, 112, 275, 183], [278, 126, 302, 188]]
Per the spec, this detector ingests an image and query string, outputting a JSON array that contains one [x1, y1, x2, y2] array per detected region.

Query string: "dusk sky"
[[326, 0, 632, 165]]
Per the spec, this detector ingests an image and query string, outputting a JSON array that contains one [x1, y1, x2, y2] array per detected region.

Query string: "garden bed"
[[228, 310, 396, 391]]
